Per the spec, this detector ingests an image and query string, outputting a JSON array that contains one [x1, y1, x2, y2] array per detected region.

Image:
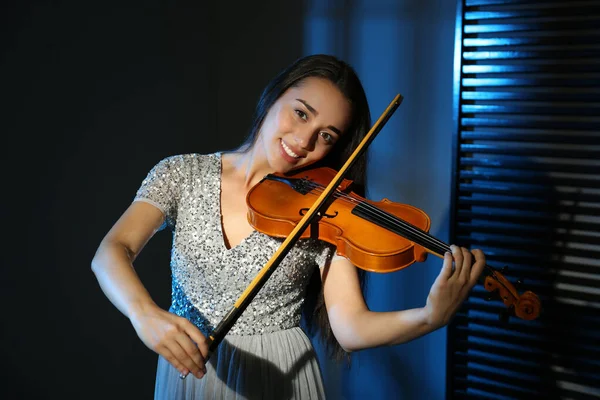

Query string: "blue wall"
[[303, 1, 458, 398]]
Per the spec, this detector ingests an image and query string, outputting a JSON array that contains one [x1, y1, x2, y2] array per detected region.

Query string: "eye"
[[295, 109, 308, 121], [320, 131, 334, 144]]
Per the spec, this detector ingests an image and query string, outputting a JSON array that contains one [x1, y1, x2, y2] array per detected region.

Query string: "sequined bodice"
[[134, 153, 333, 336]]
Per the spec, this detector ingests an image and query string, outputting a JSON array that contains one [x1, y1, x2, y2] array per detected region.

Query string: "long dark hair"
[[240, 54, 372, 361]]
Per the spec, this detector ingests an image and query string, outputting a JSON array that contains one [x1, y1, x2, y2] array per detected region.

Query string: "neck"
[[226, 144, 274, 190]]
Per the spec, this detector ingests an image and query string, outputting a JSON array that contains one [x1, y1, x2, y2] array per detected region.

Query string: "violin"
[[246, 167, 541, 321], [193, 94, 539, 369]]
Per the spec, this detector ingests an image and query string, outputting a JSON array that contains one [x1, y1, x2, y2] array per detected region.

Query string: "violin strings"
[[300, 180, 504, 289], [301, 181, 451, 255], [304, 181, 447, 252]]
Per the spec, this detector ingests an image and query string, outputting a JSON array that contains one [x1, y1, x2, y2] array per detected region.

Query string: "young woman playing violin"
[[91, 54, 486, 399]]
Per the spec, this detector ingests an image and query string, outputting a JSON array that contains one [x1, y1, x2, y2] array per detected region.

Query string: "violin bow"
[[202, 94, 404, 359]]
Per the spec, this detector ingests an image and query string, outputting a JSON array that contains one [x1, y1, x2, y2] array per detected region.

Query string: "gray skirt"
[[154, 327, 326, 400]]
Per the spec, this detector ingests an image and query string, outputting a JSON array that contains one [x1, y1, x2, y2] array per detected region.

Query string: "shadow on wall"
[[301, 0, 458, 399]]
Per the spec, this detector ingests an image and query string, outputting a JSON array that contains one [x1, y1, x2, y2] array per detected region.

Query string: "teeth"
[[281, 140, 299, 158]]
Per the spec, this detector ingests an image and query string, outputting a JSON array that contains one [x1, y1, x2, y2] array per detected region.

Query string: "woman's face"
[[257, 77, 352, 173]]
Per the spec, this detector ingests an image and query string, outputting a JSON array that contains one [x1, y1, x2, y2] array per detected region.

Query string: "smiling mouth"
[[281, 140, 300, 158]]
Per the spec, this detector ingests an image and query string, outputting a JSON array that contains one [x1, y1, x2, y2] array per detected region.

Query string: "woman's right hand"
[[129, 304, 209, 379]]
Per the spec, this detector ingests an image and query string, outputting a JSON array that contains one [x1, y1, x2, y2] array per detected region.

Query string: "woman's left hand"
[[424, 245, 486, 329]]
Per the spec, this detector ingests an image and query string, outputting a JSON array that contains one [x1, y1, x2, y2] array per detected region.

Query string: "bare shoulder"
[[220, 151, 242, 177]]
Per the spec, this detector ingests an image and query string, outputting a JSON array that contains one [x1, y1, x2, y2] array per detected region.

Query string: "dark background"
[[2, 2, 306, 398], [1, 1, 459, 399]]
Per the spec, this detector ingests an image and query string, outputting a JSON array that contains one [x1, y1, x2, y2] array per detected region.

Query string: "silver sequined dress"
[[133, 153, 334, 400]]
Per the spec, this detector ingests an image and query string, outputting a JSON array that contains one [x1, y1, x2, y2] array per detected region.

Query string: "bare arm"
[[91, 201, 164, 318], [91, 201, 208, 379], [321, 245, 486, 352]]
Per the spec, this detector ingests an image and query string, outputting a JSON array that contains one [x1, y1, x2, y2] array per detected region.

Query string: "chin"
[[268, 156, 292, 174]]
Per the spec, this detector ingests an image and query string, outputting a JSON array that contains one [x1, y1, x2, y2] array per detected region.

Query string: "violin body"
[[247, 166, 541, 320], [247, 167, 431, 273]]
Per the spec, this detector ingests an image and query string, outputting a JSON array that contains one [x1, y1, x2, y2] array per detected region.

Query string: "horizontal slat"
[[460, 170, 600, 189], [469, 250, 600, 274], [457, 196, 600, 214], [453, 353, 538, 378], [455, 363, 600, 399], [453, 377, 595, 400], [453, 379, 534, 399], [457, 372, 600, 400], [455, 316, 600, 348], [459, 183, 600, 203], [458, 297, 600, 323], [460, 131, 600, 145], [457, 311, 600, 342], [463, 85, 600, 92], [457, 209, 600, 231], [472, 29, 600, 41], [466, 44, 600, 53], [459, 229, 600, 249], [464, 36, 600, 47], [453, 312, 600, 341], [464, 20, 600, 34], [460, 143, 600, 158], [466, 0, 598, 7], [456, 362, 600, 394], [462, 104, 600, 117], [454, 334, 600, 364], [460, 157, 600, 174], [463, 77, 600, 85], [448, 392, 488, 400], [463, 64, 600, 73], [457, 234, 600, 256], [462, 90, 600, 102], [465, 7, 600, 20], [458, 234, 600, 261], [462, 117, 600, 130], [469, 258, 600, 282], [458, 227, 600, 246], [455, 366, 544, 394]]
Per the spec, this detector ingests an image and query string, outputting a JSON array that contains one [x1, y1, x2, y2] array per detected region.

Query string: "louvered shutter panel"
[[447, 0, 600, 399]]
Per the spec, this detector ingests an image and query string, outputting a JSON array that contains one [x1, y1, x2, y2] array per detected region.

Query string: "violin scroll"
[[484, 270, 541, 321], [514, 291, 542, 321]]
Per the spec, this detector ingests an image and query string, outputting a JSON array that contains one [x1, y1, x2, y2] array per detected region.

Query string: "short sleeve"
[[133, 155, 186, 230]]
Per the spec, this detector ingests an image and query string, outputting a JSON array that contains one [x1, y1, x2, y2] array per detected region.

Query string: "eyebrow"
[[296, 98, 343, 136]]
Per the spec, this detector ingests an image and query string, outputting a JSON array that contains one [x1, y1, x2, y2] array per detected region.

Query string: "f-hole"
[[299, 208, 339, 219]]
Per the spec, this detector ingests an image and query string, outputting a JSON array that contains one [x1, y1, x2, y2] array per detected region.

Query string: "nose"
[[294, 128, 318, 151]]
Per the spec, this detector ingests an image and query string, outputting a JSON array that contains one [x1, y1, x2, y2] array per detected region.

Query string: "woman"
[[91, 54, 485, 399]]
